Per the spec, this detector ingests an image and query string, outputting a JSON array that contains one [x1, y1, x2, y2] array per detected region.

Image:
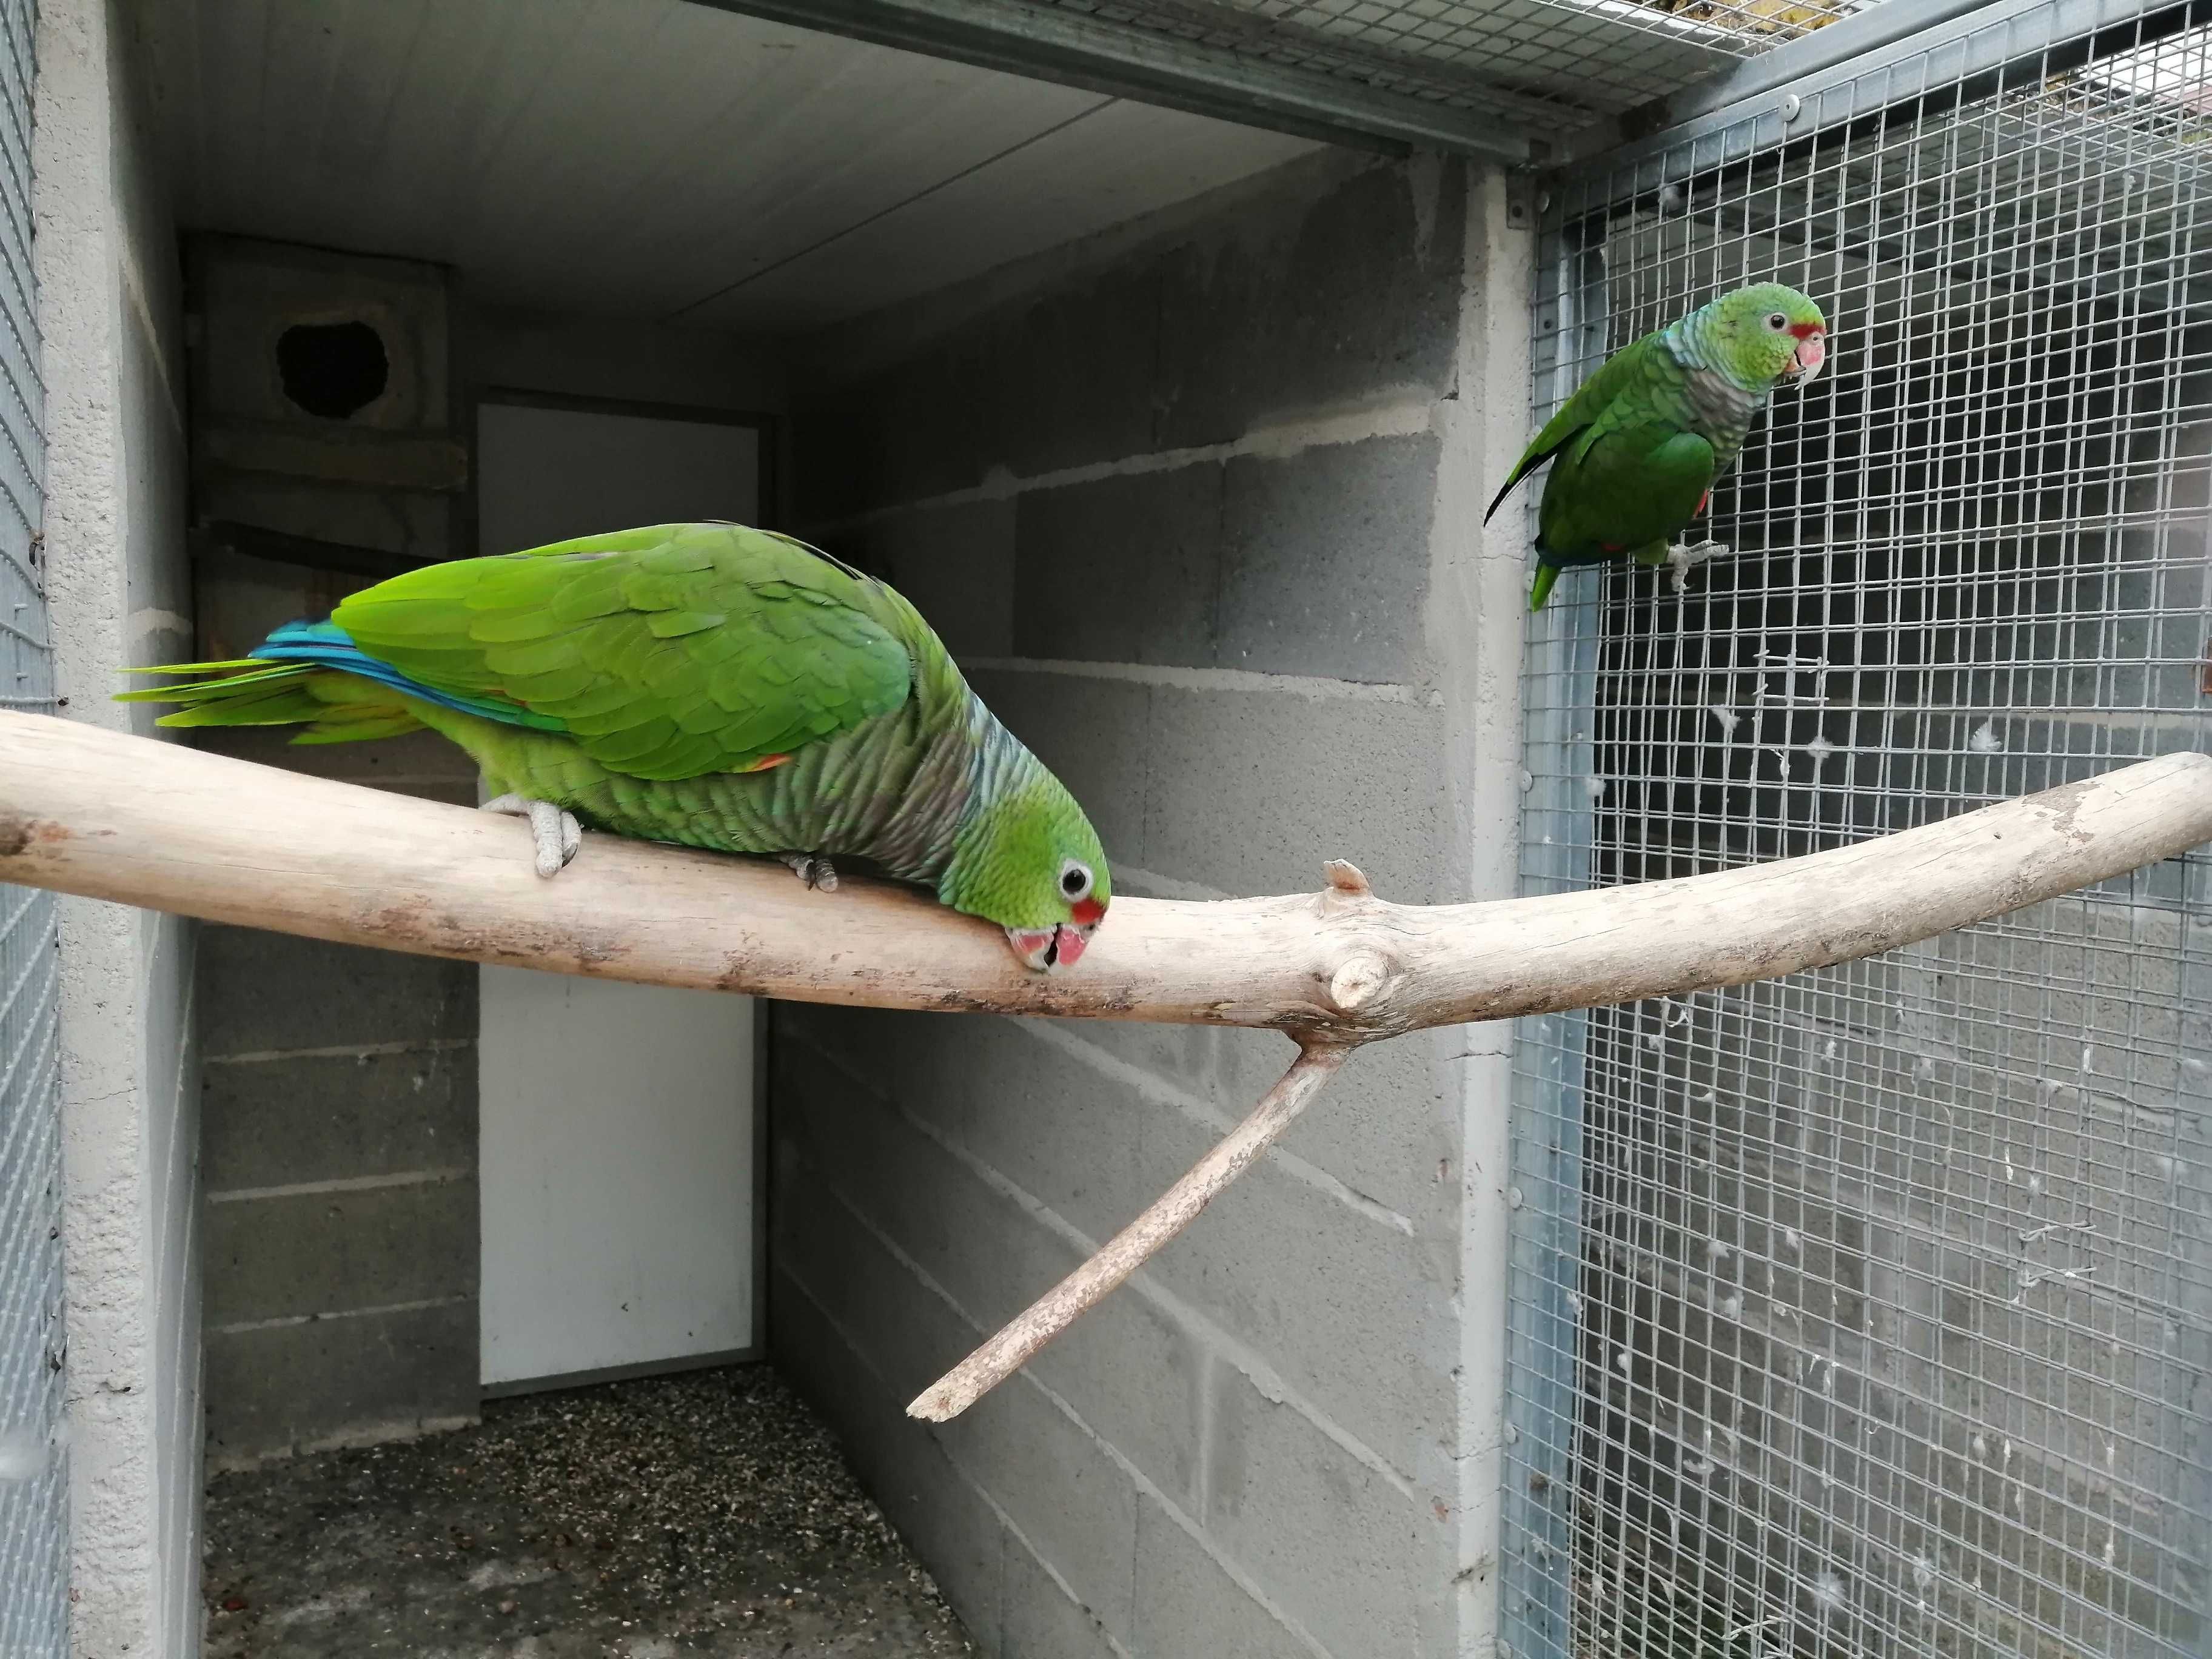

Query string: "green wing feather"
[[1484, 333, 1663, 524], [335, 523, 915, 782], [1538, 424, 1714, 558]]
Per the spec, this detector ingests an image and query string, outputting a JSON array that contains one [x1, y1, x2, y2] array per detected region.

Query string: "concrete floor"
[[202, 1365, 976, 1657]]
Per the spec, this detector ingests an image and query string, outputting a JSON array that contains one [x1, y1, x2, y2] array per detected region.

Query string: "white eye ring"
[[1765, 311, 1789, 330], [1059, 860, 1093, 901]]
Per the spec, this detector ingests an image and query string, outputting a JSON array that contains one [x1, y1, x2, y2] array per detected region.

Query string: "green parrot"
[[119, 522, 1111, 972], [1485, 282, 1829, 611]]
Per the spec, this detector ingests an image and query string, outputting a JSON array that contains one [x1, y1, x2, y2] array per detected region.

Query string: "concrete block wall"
[[774, 152, 1535, 1657], [35, 0, 201, 1649], [190, 729, 483, 1468]]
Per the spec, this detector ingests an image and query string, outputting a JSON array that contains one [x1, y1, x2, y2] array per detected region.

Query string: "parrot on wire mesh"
[[118, 522, 1110, 972], [1484, 282, 1828, 611]]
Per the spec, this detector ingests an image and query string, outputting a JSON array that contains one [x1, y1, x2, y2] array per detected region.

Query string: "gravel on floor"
[[202, 1364, 976, 1657]]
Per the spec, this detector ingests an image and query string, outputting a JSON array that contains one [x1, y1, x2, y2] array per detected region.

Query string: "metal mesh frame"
[[1020, 0, 1864, 124], [1502, 2, 2212, 1656], [0, 0, 62, 1652]]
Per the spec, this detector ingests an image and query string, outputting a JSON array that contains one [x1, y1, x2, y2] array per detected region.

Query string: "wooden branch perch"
[[4, 711, 2207, 1418]]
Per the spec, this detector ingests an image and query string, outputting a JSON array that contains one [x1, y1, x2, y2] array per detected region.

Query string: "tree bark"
[[4, 709, 2207, 1417]]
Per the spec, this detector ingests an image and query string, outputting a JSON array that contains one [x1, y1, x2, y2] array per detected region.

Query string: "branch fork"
[[0, 713, 2204, 1419]]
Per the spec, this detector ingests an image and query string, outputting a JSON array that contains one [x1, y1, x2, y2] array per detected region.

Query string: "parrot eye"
[[1059, 860, 1093, 901], [1765, 311, 1789, 331]]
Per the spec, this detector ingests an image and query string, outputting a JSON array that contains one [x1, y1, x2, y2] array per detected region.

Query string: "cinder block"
[[997, 261, 1165, 480], [1153, 156, 1466, 451], [852, 498, 1018, 659], [1134, 1493, 1318, 1659], [1140, 1092, 1452, 1482], [1204, 1367, 1433, 1658], [794, 333, 1010, 520], [1013, 465, 1222, 668], [770, 1263, 1007, 1657], [203, 1296, 477, 1466], [770, 1121, 981, 1387], [196, 927, 477, 1056], [873, 1013, 1155, 1242], [963, 670, 1453, 903], [1218, 434, 1439, 683], [774, 1034, 1205, 1508], [1059, 1017, 1460, 1233], [1141, 683, 1451, 902], [202, 1177, 477, 1326], [202, 1044, 474, 1193], [942, 1367, 1139, 1649], [1004, 1533, 1119, 1659], [772, 1000, 981, 1143]]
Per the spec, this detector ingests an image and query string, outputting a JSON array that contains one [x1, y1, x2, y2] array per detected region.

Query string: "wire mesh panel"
[[0, 0, 62, 1654], [1504, 2, 2212, 1655], [1018, 0, 1867, 127]]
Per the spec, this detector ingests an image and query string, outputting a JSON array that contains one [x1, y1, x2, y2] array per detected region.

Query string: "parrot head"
[[1707, 283, 1828, 387], [942, 776, 1112, 973]]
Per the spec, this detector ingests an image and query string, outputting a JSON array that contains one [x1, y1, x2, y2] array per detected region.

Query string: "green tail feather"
[[113, 658, 423, 742], [1528, 563, 1561, 612], [119, 658, 287, 675]]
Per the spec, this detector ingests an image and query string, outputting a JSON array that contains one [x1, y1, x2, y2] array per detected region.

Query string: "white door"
[[475, 395, 763, 1390]]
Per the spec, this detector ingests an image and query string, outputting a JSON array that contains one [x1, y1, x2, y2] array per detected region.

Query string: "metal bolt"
[[1780, 92, 1803, 122], [1505, 1423, 1521, 1445], [1509, 1185, 1525, 1209]]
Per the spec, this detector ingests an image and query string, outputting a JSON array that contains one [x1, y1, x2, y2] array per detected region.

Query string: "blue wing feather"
[[256, 621, 566, 732]]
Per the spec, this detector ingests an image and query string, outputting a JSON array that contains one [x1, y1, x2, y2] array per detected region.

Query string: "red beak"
[[1789, 325, 1826, 381], [1004, 922, 1096, 973]]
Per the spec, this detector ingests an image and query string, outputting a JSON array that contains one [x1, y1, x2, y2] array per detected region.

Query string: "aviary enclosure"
[[1506, 2, 2212, 1656], [0, 0, 2206, 1654]]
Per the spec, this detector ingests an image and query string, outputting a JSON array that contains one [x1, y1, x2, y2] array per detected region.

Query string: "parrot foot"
[[782, 853, 839, 893], [481, 794, 582, 879], [1666, 538, 1729, 594]]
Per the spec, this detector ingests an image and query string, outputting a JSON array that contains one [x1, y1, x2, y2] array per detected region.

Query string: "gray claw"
[[782, 853, 839, 893], [1666, 538, 1729, 594], [482, 793, 582, 879]]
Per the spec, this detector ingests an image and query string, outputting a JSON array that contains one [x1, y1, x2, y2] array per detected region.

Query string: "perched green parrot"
[[120, 523, 1110, 972], [1485, 282, 1828, 611]]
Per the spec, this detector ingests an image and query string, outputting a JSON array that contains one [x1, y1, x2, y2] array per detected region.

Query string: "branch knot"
[[1329, 951, 1392, 1013]]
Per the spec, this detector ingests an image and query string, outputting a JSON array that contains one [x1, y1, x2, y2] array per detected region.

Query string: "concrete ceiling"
[[139, 0, 1318, 334]]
